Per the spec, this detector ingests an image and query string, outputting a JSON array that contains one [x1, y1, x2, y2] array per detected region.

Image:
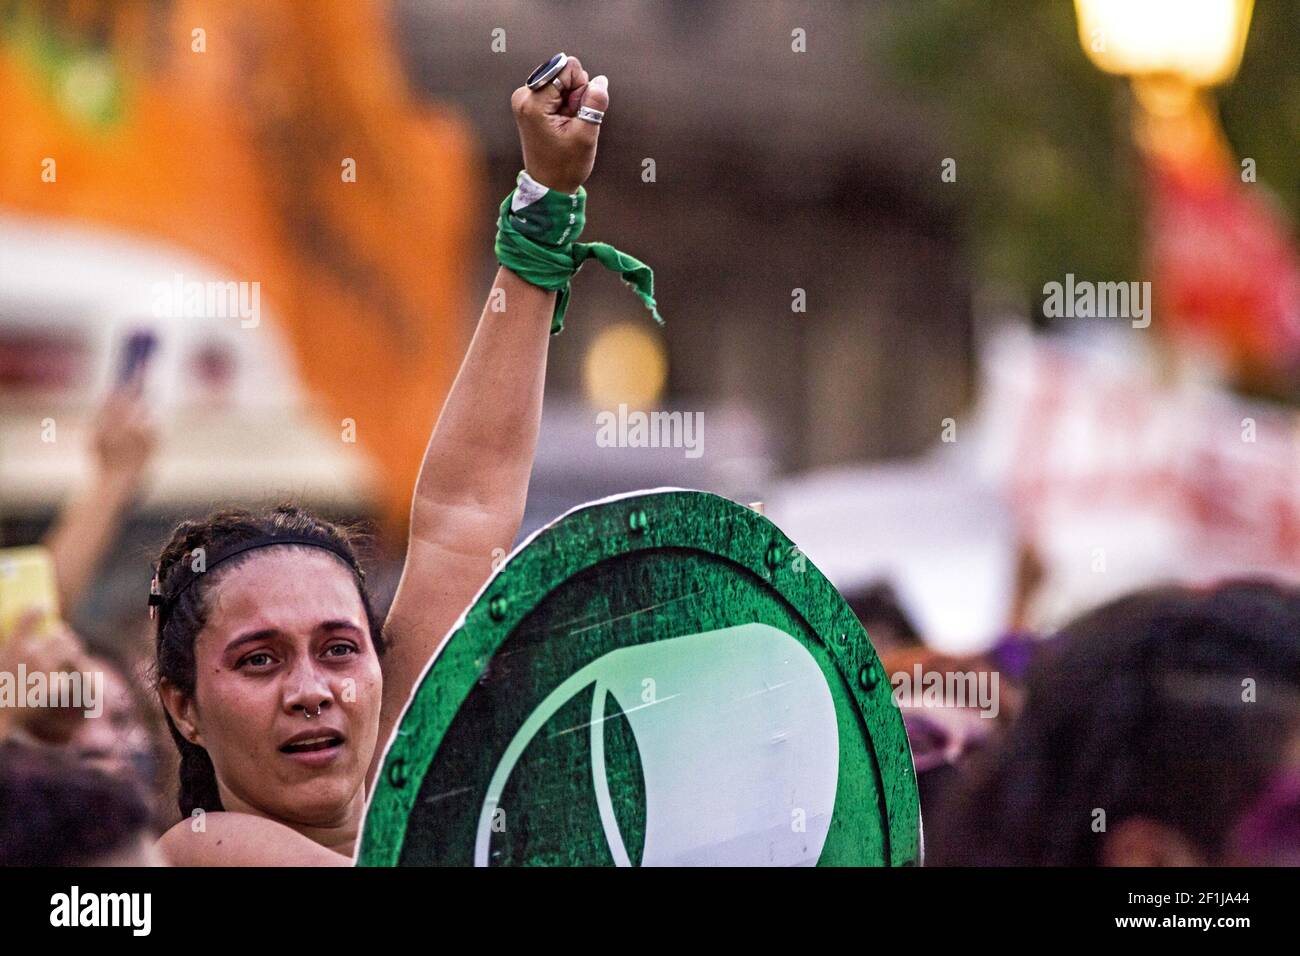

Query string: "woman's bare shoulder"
[[157, 811, 353, 867]]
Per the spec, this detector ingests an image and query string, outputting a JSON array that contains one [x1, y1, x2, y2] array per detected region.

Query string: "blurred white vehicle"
[[0, 212, 377, 517]]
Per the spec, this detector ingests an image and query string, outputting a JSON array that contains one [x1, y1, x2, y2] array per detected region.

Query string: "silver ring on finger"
[[576, 105, 604, 125], [526, 52, 568, 90]]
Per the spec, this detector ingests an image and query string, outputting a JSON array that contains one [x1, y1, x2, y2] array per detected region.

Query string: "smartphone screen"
[[0, 546, 61, 642], [116, 329, 158, 387]]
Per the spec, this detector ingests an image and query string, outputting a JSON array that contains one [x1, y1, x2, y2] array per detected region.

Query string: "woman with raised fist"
[[152, 55, 657, 865]]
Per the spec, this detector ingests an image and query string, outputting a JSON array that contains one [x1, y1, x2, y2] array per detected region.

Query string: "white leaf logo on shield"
[[475, 622, 840, 866]]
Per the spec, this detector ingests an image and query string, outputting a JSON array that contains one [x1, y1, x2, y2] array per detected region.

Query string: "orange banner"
[[0, 0, 479, 537]]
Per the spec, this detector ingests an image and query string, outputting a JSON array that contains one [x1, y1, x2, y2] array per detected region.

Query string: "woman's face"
[[182, 548, 383, 827], [70, 658, 153, 782]]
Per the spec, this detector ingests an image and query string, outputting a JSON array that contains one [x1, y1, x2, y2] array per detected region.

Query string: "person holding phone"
[[42, 340, 159, 614], [152, 56, 638, 865]]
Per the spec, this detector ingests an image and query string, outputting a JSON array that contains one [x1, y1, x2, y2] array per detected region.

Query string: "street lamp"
[[1074, 0, 1256, 160], [1074, 0, 1254, 87], [1072, 0, 1300, 398]]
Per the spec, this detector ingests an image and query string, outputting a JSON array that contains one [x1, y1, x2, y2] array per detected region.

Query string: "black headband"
[[148, 534, 362, 619]]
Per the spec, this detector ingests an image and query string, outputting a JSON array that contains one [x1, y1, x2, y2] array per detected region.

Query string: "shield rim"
[[356, 488, 921, 866]]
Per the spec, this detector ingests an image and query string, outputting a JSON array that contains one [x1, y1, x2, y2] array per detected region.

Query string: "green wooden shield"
[[358, 489, 920, 866]]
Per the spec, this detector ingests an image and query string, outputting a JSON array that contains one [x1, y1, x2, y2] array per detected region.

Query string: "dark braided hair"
[[151, 504, 385, 821]]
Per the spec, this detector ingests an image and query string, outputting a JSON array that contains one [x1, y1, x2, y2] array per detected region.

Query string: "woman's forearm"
[[407, 266, 554, 547], [43, 467, 141, 612], [375, 268, 554, 776]]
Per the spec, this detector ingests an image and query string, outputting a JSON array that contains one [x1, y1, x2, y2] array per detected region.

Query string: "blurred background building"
[[394, 0, 976, 521]]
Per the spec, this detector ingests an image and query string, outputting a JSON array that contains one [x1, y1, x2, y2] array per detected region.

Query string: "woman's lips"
[[279, 733, 346, 768]]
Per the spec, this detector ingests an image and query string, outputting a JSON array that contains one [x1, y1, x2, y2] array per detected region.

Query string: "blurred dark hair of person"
[[847, 580, 923, 653], [929, 580, 1300, 866], [0, 741, 163, 866]]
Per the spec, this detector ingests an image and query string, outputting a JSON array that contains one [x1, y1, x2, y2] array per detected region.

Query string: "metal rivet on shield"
[[627, 508, 648, 534], [388, 757, 408, 789], [765, 542, 784, 570], [858, 660, 881, 690], [489, 595, 508, 621]]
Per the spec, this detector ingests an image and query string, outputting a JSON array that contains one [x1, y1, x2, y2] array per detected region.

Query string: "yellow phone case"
[[0, 546, 61, 642]]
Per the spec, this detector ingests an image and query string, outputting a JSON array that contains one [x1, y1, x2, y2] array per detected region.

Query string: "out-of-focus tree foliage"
[[1220, 3, 1300, 219], [876, 0, 1299, 318]]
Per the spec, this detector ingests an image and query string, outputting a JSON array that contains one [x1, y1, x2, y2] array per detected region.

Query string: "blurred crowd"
[[2, 362, 1298, 868], [1, 368, 173, 865]]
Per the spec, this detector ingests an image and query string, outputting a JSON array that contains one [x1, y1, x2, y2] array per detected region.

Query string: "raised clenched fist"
[[510, 55, 609, 195]]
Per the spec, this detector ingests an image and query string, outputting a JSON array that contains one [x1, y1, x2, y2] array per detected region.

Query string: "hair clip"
[[148, 567, 163, 620]]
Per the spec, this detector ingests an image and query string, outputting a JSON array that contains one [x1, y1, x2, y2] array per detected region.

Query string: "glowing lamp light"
[[1074, 0, 1254, 87], [582, 321, 667, 409]]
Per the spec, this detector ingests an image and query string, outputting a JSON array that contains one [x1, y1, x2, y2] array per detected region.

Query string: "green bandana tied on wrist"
[[494, 171, 663, 334]]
